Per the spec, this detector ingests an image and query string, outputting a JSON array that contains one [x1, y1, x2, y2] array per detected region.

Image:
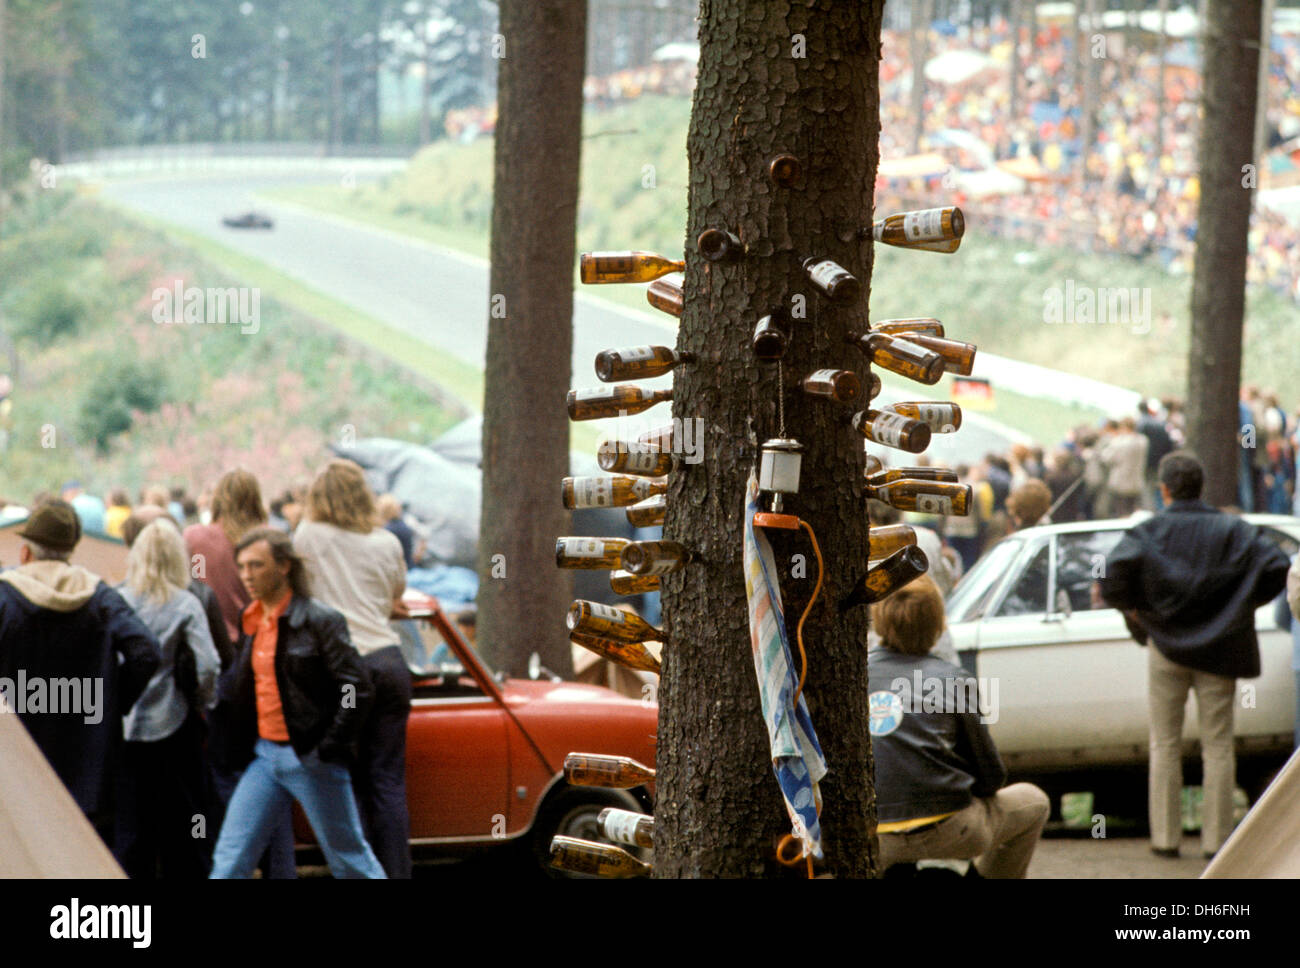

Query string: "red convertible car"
[[295, 594, 658, 872]]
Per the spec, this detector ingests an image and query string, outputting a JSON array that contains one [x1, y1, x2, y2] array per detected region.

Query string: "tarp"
[[878, 153, 950, 180], [1202, 747, 1300, 878], [924, 49, 996, 85], [0, 699, 124, 877]]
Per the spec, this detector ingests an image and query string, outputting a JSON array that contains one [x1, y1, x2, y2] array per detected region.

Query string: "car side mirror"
[[1055, 588, 1073, 620]]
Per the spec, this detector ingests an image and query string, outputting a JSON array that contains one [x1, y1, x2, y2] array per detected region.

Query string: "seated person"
[[869, 575, 1049, 878]]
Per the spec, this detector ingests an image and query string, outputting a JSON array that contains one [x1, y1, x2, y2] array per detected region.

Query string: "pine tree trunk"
[[476, 0, 586, 679], [655, 0, 884, 879], [1186, 0, 1261, 508]]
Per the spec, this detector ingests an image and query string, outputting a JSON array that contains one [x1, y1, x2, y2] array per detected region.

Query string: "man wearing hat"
[[0, 499, 160, 841]]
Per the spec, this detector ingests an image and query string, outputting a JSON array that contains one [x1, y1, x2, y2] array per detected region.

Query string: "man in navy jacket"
[[0, 500, 160, 841], [1099, 452, 1291, 859]]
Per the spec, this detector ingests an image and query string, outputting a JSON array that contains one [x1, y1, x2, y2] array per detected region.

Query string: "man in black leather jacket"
[[209, 527, 384, 878], [1099, 451, 1291, 859]]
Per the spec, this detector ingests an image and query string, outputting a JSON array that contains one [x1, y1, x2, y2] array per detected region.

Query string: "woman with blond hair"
[[115, 520, 221, 878], [294, 458, 411, 878]]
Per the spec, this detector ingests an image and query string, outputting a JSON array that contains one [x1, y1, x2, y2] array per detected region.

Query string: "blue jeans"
[[210, 739, 385, 879]]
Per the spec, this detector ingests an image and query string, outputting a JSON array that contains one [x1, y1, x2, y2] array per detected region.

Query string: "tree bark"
[[1186, 0, 1261, 508], [655, 0, 883, 879], [476, 0, 586, 680]]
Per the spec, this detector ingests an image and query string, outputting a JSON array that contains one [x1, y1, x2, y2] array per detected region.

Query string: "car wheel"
[[532, 786, 649, 878]]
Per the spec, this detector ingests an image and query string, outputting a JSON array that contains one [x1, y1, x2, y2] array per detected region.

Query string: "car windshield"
[[947, 536, 1023, 623], [409, 615, 500, 681]]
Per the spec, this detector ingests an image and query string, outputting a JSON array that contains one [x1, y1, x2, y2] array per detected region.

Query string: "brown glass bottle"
[[555, 537, 630, 570], [570, 630, 662, 674], [848, 332, 945, 385], [580, 251, 684, 284], [851, 409, 932, 454], [884, 401, 963, 433], [562, 475, 667, 510], [839, 545, 929, 611], [598, 808, 655, 850], [866, 467, 959, 487], [800, 368, 862, 405], [595, 345, 692, 383], [597, 444, 679, 477], [864, 453, 885, 478], [866, 480, 972, 516], [646, 277, 684, 318], [625, 494, 666, 528], [768, 154, 802, 188], [801, 256, 861, 304], [867, 207, 964, 248], [621, 540, 690, 576], [567, 600, 664, 644], [697, 228, 744, 262], [548, 836, 651, 878], [609, 569, 661, 596], [872, 317, 945, 338], [567, 385, 672, 421], [902, 334, 977, 376], [563, 752, 656, 788], [752, 309, 792, 362], [868, 523, 918, 560], [866, 371, 883, 401]]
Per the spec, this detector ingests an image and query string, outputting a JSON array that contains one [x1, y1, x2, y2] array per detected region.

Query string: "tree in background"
[[476, 0, 585, 679], [655, 0, 884, 878]]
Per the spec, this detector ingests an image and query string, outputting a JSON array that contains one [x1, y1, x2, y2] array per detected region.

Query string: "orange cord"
[[775, 519, 825, 878]]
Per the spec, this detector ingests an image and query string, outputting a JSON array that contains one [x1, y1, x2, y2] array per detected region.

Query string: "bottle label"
[[903, 208, 944, 242], [805, 368, 840, 383], [806, 260, 844, 290], [631, 478, 654, 500], [562, 538, 608, 559], [639, 558, 680, 576], [916, 493, 953, 515], [915, 403, 948, 427], [602, 811, 642, 846], [574, 478, 614, 507], [574, 386, 620, 402], [621, 450, 664, 473], [619, 346, 657, 363], [588, 602, 627, 623], [870, 413, 909, 448]]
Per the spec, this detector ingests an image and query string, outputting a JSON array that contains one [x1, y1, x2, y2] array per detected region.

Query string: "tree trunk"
[[1186, 0, 1261, 508], [911, 0, 929, 154], [655, 0, 883, 879], [476, 0, 585, 680]]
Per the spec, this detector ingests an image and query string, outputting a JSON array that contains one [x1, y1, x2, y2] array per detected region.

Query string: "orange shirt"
[[243, 591, 293, 742]]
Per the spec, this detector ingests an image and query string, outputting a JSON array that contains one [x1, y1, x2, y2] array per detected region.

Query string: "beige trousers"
[[1148, 647, 1237, 854], [878, 783, 1050, 878]]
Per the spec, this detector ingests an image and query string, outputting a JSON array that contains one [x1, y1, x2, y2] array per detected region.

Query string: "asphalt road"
[[98, 171, 1023, 465]]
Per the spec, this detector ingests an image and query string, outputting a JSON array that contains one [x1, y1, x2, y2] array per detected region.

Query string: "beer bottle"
[[636, 423, 677, 452], [768, 154, 802, 188], [598, 808, 655, 850], [801, 256, 861, 304], [595, 345, 693, 383], [884, 401, 963, 433], [800, 368, 862, 405], [867, 466, 959, 487], [868, 523, 918, 560], [625, 494, 667, 528], [555, 537, 631, 570], [697, 228, 744, 262], [900, 334, 977, 376], [567, 385, 672, 421], [646, 277, 684, 318], [562, 475, 667, 510], [621, 540, 691, 576], [847, 332, 944, 385], [563, 752, 656, 787], [850, 408, 932, 454], [580, 251, 684, 285], [839, 545, 929, 611], [752, 309, 793, 362], [597, 443, 679, 477], [866, 207, 964, 249], [567, 600, 665, 644], [872, 317, 945, 338], [549, 836, 651, 878], [866, 371, 883, 401], [609, 569, 661, 596], [570, 629, 662, 674], [864, 453, 885, 478], [866, 480, 972, 516]]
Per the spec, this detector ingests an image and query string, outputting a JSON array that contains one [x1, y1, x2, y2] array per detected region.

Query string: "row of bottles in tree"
[[548, 754, 659, 877]]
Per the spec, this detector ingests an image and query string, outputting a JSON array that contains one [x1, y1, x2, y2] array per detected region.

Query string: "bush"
[[78, 360, 168, 453], [18, 279, 86, 345]]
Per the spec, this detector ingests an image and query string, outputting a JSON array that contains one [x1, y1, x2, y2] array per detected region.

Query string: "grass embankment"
[[269, 94, 1300, 445], [0, 190, 458, 503]]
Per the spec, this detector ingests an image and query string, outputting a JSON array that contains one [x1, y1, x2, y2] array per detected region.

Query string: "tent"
[[1202, 747, 1300, 878]]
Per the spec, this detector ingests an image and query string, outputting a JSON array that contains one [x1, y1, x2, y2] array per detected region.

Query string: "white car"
[[945, 513, 1300, 814]]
